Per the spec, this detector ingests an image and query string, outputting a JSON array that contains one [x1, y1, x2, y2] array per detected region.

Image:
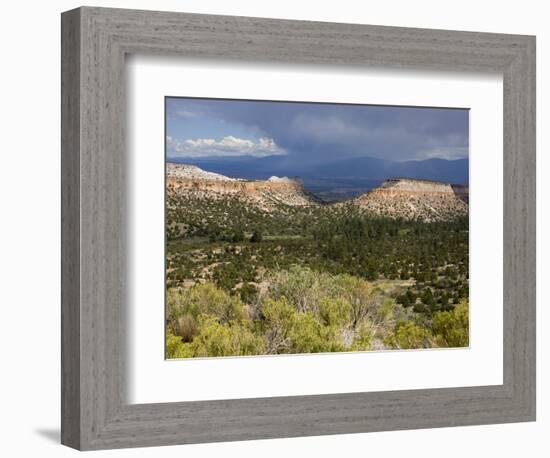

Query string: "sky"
[[166, 97, 469, 164]]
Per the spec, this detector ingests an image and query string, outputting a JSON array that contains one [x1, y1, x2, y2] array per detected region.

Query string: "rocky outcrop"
[[167, 163, 240, 182], [350, 178, 469, 222], [167, 165, 468, 221], [167, 163, 320, 209]]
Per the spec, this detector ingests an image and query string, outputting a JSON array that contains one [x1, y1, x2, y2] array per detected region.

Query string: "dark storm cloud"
[[167, 98, 469, 163]]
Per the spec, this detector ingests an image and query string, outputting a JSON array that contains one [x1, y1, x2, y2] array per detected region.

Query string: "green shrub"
[[331, 274, 378, 327], [318, 297, 352, 327], [261, 297, 344, 354], [350, 321, 375, 351], [261, 298, 296, 354], [266, 266, 327, 314], [166, 331, 194, 359], [266, 266, 378, 326], [432, 299, 469, 347], [375, 297, 397, 323], [384, 321, 433, 349], [250, 230, 263, 243], [289, 312, 344, 354], [189, 315, 265, 357], [175, 313, 198, 342], [167, 283, 247, 331], [413, 302, 427, 314], [240, 282, 259, 305], [232, 229, 245, 243]]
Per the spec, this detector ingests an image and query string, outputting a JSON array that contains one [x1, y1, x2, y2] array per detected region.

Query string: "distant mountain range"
[[167, 155, 468, 202]]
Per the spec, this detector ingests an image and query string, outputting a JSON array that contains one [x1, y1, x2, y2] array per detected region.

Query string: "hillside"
[[166, 164, 470, 240], [167, 163, 320, 210], [166, 163, 325, 240], [349, 178, 469, 222]]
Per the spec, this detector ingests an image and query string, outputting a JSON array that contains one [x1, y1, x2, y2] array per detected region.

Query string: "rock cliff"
[[350, 178, 469, 222], [167, 163, 320, 209], [167, 164, 468, 221]]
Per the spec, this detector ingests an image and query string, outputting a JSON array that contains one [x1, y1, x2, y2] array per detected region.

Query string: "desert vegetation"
[[165, 186, 469, 358], [166, 267, 469, 358]]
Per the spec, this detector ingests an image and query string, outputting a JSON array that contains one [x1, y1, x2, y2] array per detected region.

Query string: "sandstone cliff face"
[[351, 178, 468, 222], [167, 164, 319, 209], [167, 164, 468, 221], [380, 178, 457, 193]]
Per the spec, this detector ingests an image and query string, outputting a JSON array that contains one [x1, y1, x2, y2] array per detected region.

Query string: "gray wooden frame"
[[61, 6, 536, 451]]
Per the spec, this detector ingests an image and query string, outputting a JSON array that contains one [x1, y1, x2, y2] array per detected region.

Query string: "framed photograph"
[[61, 6, 536, 450], [163, 97, 470, 360]]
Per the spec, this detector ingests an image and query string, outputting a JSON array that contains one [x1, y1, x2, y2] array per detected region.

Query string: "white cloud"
[[416, 147, 469, 160], [167, 135, 287, 158]]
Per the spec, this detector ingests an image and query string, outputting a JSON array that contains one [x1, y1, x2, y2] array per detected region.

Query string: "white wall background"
[[0, 0, 546, 456]]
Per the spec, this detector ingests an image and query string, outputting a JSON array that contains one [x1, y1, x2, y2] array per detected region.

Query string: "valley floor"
[[165, 193, 469, 358]]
